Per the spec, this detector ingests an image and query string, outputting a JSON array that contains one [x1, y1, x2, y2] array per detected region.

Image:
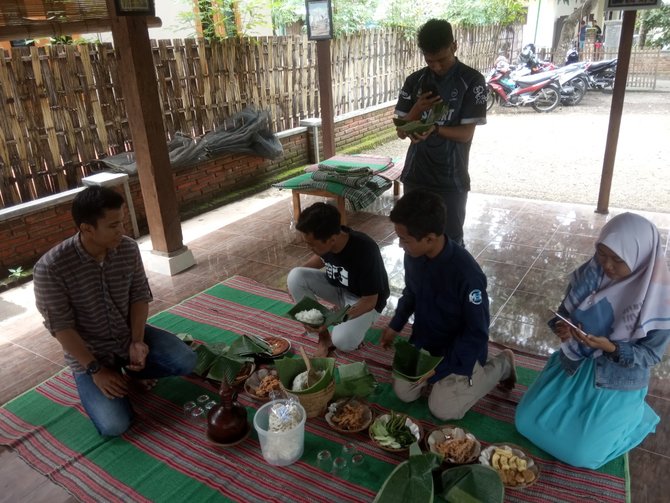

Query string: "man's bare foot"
[[497, 349, 517, 391]]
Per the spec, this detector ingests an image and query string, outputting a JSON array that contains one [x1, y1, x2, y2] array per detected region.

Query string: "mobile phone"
[[548, 309, 587, 336]]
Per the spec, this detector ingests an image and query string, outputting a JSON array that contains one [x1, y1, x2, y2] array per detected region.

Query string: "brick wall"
[[0, 103, 397, 271]]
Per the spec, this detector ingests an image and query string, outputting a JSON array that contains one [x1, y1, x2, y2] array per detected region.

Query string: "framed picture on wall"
[[113, 0, 156, 16], [305, 0, 333, 40]]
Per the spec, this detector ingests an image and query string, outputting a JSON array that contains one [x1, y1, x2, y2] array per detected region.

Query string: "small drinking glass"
[[331, 456, 350, 480], [182, 400, 196, 418], [190, 406, 206, 424], [351, 454, 365, 472], [205, 400, 217, 411], [341, 442, 357, 461], [196, 394, 210, 405], [316, 449, 333, 473]]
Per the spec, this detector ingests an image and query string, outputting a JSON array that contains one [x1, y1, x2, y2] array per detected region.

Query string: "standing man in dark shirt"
[[33, 187, 196, 436], [380, 190, 515, 421], [395, 18, 487, 246], [287, 203, 390, 357]]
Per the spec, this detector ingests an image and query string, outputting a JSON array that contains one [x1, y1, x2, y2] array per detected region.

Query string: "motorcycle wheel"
[[561, 77, 586, 106], [486, 87, 496, 111], [531, 85, 561, 113]]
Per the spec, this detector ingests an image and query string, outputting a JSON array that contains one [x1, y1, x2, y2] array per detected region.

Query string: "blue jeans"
[[73, 325, 197, 436]]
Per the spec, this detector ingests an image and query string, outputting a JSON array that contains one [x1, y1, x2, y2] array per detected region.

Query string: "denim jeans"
[[73, 325, 196, 436]]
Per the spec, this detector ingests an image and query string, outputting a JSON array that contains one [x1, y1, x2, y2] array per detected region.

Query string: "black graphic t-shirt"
[[321, 227, 390, 313]]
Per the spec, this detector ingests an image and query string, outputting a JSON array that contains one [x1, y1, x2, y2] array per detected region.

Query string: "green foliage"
[[443, 0, 527, 27], [8, 266, 29, 279], [638, 5, 670, 48], [331, 0, 379, 36]]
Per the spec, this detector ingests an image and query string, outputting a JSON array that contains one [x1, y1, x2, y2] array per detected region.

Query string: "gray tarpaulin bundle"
[[101, 108, 283, 175]]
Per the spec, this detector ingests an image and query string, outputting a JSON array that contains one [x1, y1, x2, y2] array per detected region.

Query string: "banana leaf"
[[206, 354, 246, 384], [438, 465, 504, 503], [228, 334, 270, 356], [396, 120, 435, 134], [372, 443, 441, 503], [333, 361, 377, 399], [193, 344, 219, 376], [275, 356, 335, 394], [392, 338, 443, 382], [285, 297, 350, 328], [174, 333, 195, 345]]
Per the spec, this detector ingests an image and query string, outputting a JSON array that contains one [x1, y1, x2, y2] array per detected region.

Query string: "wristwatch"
[[85, 360, 101, 376]]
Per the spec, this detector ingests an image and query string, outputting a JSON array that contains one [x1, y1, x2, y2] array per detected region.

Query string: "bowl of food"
[[244, 367, 282, 401], [325, 398, 373, 434], [425, 425, 481, 465], [263, 336, 291, 358], [369, 411, 422, 452], [479, 443, 540, 489]]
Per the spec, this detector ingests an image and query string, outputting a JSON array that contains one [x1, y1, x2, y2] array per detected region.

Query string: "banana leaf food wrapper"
[[275, 356, 336, 394], [285, 297, 350, 328], [392, 338, 443, 382]]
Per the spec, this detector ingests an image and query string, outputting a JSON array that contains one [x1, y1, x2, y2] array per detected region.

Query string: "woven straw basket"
[[283, 379, 336, 418]]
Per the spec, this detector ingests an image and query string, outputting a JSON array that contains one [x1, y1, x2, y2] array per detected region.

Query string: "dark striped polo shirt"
[[33, 234, 153, 372]]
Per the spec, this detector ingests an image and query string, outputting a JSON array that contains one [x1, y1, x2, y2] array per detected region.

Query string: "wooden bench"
[[291, 162, 403, 225]]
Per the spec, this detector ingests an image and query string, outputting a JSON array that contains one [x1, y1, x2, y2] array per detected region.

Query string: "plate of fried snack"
[[479, 443, 540, 489], [324, 398, 373, 434], [244, 367, 282, 401], [425, 425, 481, 465]]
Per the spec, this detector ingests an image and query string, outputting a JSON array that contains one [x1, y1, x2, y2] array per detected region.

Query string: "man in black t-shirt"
[[287, 203, 390, 357], [395, 19, 487, 246]]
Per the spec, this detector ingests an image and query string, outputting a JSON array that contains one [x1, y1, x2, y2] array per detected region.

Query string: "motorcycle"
[[584, 58, 617, 92], [486, 68, 562, 113], [509, 63, 588, 107]]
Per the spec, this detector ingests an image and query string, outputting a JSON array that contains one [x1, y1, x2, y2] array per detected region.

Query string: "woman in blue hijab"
[[515, 212, 670, 469]]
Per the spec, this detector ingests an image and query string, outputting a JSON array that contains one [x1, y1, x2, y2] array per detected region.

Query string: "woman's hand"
[[570, 327, 617, 353], [553, 320, 573, 342]]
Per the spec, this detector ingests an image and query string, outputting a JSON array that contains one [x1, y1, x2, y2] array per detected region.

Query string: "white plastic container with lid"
[[253, 399, 306, 466]]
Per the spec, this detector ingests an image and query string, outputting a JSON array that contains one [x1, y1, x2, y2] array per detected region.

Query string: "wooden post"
[[596, 9, 637, 214], [316, 39, 335, 159], [104, 0, 185, 254]]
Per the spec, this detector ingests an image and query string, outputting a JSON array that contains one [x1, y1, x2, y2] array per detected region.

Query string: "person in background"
[[394, 19, 487, 247], [380, 190, 516, 421], [515, 212, 670, 468], [287, 202, 390, 357], [33, 186, 196, 436]]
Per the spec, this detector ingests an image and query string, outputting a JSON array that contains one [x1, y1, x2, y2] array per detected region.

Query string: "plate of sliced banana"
[[479, 443, 539, 489]]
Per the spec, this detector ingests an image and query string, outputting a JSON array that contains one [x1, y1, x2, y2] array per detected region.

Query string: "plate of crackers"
[[479, 443, 540, 489], [325, 398, 373, 434], [425, 425, 481, 465], [244, 368, 282, 401]]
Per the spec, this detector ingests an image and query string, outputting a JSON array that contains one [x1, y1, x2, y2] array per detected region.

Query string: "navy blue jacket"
[[389, 237, 490, 381]]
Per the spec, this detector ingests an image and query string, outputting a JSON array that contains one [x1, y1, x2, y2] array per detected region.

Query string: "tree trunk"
[[555, 0, 597, 63], [638, 11, 647, 48]]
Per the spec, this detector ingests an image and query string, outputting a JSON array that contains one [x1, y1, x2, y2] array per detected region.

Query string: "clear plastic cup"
[[341, 442, 357, 461], [190, 406, 206, 424], [253, 399, 306, 466], [183, 401, 197, 418], [205, 400, 217, 411], [316, 449, 333, 472], [331, 456, 350, 480], [196, 394, 210, 405], [351, 453, 365, 471]]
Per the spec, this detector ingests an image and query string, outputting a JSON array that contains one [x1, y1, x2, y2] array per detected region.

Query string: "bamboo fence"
[[0, 25, 659, 209]]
